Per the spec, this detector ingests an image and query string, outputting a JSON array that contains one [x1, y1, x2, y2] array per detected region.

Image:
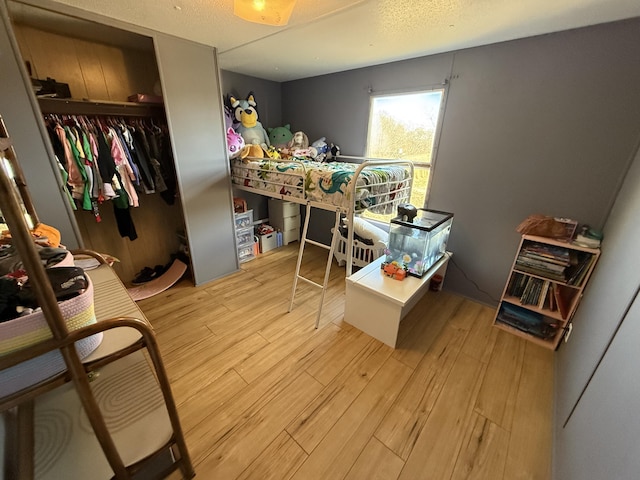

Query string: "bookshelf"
[[493, 234, 600, 350]]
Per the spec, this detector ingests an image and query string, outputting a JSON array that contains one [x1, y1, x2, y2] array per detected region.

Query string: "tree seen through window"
[[365, 90, 444, 220]]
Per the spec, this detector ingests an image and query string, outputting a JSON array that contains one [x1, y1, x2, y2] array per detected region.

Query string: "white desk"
[[344, 253, 451, 348]]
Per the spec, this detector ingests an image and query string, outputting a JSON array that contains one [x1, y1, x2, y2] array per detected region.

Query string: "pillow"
[[344, 216, 389, 249]]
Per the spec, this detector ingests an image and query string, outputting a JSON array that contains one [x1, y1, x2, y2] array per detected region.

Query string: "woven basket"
[[0, 275, 102, 398]]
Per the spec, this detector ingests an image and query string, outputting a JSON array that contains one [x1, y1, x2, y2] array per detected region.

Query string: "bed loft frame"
[[0, 116, 194, 479], [231, 155, 414, 327]]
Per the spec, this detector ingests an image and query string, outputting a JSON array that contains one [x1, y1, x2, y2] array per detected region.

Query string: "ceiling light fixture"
[[234, 0, 297, 26]]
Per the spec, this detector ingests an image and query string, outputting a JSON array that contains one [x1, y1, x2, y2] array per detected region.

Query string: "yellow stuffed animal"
[[240, 144, 264, 163]]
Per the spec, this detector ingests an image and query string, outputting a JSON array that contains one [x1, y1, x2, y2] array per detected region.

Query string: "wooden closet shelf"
[[38, 97, 165, 117]]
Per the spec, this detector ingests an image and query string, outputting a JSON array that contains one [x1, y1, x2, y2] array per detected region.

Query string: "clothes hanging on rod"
[[42, 114, 177, 240]]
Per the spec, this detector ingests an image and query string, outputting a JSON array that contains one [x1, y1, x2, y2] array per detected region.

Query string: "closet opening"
[[6, 1, 192, 288]]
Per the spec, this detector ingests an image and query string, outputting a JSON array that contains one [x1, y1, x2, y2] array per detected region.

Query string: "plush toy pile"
[[224, 91, 340, 163]]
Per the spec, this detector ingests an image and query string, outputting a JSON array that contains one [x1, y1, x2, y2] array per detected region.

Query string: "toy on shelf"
[[268, 124, 294, 148], [240, 144, 264, 161], [311, 137, 329, 161], [381, 259, 408, 281], [226, 127, 245, 159], [326, 143, 341, 161]]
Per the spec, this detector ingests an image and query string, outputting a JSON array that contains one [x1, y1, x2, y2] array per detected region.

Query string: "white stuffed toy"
[[287, 131, 309, 151]]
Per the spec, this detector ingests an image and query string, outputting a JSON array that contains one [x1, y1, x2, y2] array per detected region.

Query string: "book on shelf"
[[506, 272, 528, 298], [548, 283, 556, 311], [496, 303, 558, 340], [553, 285, 572, 320], [520, 241, 572, 263], [517, 243, 597, 287], [566, 252, 596, 286], [508, 275, 551, 308], [538, 280, 550, 309], [514, 262, 567, 282]]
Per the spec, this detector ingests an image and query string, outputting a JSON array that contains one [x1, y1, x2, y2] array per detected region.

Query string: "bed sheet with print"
[[230, 156, 413, 215]]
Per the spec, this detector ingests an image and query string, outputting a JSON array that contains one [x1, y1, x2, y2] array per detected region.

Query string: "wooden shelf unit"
[[493, 234, 600, 350]]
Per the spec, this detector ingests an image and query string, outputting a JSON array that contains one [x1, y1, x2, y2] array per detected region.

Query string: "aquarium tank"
[[385, 208, 454, 278]]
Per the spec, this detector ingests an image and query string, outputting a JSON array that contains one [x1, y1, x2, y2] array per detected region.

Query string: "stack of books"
[[515, 241, 595, 286], [495, 303, 558, 340], [515, 242, 572, 281]]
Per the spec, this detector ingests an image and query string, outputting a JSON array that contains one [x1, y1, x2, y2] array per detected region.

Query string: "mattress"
[[231, 157, 411, 213]]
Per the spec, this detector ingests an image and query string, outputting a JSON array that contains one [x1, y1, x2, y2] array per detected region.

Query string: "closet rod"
[[38, 98, 165, 117]]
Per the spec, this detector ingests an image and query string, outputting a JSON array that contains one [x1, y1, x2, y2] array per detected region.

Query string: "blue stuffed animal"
[[229, 93, 270, 148], [311, 137, 329, 161]]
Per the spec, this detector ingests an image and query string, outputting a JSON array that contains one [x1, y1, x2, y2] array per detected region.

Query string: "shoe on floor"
[[132, 266, 159, 285]]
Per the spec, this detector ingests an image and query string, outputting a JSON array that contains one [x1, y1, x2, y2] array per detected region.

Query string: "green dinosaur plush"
[[267, 124, 294, 148]]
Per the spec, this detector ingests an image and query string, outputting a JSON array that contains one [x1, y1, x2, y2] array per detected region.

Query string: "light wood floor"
[[137, 243, 554, 480]]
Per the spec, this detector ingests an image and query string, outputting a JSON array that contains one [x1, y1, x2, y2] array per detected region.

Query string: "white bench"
[[344, 253, 451, 347]]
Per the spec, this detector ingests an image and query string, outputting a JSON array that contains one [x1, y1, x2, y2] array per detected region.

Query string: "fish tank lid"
[[390, 208, 454, 231]]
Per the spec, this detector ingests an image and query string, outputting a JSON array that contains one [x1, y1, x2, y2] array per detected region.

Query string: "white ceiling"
[[15, 0, 640, 82]]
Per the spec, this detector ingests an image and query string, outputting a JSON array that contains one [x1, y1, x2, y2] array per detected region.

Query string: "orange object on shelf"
[[382, 261, 407, 281], [233, 197, 247, 213]]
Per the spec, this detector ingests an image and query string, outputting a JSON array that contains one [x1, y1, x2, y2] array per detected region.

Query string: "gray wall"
[[553, 142, 640, 479], [555, 291, 640, 480], [282, 18, 640, 305], [220, 69, 282, 221]]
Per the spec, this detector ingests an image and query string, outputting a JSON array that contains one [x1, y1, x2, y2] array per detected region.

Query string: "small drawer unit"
[[237, 244, 255, 263], [236, 226, 254, 246], [234, 210, 255, 263], [234, 209, 253, 229], [269, 199, 300, 245]]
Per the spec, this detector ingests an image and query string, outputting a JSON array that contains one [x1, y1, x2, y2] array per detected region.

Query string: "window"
[[365, 89, 445, 220]]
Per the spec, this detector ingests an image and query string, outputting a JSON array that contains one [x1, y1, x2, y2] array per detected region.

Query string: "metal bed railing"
[[230, 155, 414, 327]]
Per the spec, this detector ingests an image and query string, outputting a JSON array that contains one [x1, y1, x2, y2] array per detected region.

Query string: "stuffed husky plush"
[[229, 93, 270, 148]]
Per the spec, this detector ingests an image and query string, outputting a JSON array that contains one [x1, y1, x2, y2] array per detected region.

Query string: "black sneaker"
[[132, 266, 158, 285]]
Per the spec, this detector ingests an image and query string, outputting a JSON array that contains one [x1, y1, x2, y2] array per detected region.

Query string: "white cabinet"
[[268, 198, 300, 245], [344, 254, 451, 348]]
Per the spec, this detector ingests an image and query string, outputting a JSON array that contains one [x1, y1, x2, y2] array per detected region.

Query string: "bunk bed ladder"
[[289, 203, 342, 328]]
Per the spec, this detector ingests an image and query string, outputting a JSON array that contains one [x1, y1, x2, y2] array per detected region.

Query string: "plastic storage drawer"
[[236, 226, 254, 246], [237, 244, 255, 263], [234, 210, 253, 229]]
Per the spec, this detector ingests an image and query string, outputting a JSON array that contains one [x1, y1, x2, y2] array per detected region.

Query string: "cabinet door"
[[0, 7, 80, 248], [554, 290, 640, 480], [154, 34, 237, 284]]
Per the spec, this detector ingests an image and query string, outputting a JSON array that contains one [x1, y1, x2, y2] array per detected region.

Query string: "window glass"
[[365, 89, 444, 219]]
